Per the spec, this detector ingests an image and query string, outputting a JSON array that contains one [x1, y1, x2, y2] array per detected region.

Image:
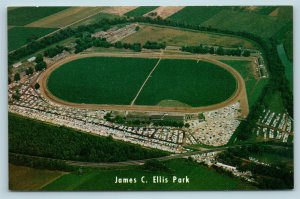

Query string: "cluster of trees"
[[25, 67, 33, 75], [240, 162, 293, 189], [234, 40, 293, 141], [216, 145, 293, 189], [44, 45, 68, 58], [114, 41, 142, 52], [34, 83, 40, 90], [9, 114, 168, 163], [104, 112, 188, 128], [13, 73, 20, 81], [182, 44, 251, 57], [9, 27, 75, 66], [74, 34, 142, 54], [12, 89, 20, 101], [10, 153, 74, 172], [34, 54, 47, 72], [143, 41, 166, 49], [152, 119, 186, 128]]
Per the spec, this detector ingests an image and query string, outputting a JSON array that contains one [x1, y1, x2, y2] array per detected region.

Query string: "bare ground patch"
[[144, 6, 185, 19], [269, 7, 279, 17], [102, 6, 138, 16], [25, 7, 108, 28]]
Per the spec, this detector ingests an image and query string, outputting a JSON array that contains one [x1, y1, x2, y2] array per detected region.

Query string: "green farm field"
[[47, 57, 237, 107], [201, 9, 290, 39], [8, 7, 69, 26], [125, 6, 159, 17], [135, 59, 237, 107], [25, 7, 108, 28], [167, 6, 225, 25], [8, 27, 57, 51], [9, 164, 65, 191], [43, 159, 256, 191], [47, 57, 158, 105]]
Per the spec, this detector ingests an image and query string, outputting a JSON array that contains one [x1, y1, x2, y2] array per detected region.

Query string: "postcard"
[[8, 6, 293, 191]]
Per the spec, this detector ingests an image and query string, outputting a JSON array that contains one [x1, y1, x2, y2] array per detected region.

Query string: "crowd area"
[[187, 102, 241, 146]]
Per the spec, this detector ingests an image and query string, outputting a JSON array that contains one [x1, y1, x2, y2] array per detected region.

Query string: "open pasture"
[[125, 6, 159, 17], [122, 25, 257, 49], [8, 27, 57, 51], [8, 7, 69, 26], [25, 7, 108, 28], [43, 159, 255, 190]]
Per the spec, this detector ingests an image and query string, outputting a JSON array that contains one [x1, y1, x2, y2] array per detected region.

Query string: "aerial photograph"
[[7, 5, 293, 191]]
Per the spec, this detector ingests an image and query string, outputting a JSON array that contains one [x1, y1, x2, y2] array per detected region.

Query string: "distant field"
[[167, 6, 224, 25], [8, 7, 69, 26], [47, 57, 157, 105], [166, 6, 292, 40], [201, 9, 290, 38], [135, 59, 237, 107], [221, 60, 268, 108], [8, 27, 57, 51], [25, 7, 107, 28], [9, 164, 65, 191], [123, 25, 257, 48], [43, 159, 256, 190], [125, 6, 159, 17], [71, 13, 119, 27]]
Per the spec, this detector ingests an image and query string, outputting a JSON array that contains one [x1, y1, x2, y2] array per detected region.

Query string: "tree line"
[[182, 44, 251, 57], [9, 113, 168, 163], [216, 145, 293, 189]]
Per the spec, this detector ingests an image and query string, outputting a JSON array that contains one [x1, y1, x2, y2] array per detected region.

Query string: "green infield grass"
[[8, 7, 69, 26], [125, 6, 159, 17], [135, 59, 237, 107], [48, 57, 237, 107], [43, 159, 256, 190], [47, 57, 158, 105], [8, 27, 57, 51]]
